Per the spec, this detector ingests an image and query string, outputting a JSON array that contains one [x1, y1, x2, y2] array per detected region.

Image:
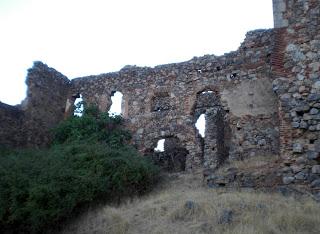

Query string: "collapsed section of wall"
[[0, 62, 70, 147], [23, 61, 71, 146]]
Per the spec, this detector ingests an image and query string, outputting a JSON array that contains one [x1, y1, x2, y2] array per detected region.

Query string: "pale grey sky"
[[0, 0, 273, 105]]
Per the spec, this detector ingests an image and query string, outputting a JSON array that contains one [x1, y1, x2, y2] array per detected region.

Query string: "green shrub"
[[0, 105, 159, 233], [53, 103, 129, 146]]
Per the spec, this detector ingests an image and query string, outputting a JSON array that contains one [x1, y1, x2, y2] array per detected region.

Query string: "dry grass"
[[61, 172, 320, 234], [217, 155, 281, 173]]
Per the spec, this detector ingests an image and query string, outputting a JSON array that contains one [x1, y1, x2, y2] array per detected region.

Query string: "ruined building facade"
[[1, 1, 320, 187]]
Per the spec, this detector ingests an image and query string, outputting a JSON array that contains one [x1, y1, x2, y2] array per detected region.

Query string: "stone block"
[[311, 179, 320, 188], [312, 165, 320, 174], [283, 176, 295, 185], [292, 143, 303, 153], [307, 151, 320, 160]]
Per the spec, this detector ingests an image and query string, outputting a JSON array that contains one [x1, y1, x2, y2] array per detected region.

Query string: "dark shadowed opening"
[[151, 137, 188, 172], [193, 89, 230, 168]]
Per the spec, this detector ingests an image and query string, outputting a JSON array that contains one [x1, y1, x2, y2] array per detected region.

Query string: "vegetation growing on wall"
[[0, 103, 159, 233]]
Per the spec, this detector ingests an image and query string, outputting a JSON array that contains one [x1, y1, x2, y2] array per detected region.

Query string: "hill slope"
[[60, 172, 320, 234]]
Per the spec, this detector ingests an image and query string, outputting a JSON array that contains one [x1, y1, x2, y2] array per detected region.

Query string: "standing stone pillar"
[[203, 106, 227, 169]]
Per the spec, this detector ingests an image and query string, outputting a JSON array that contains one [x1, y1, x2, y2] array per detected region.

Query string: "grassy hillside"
[[61, 172, 320, 234]]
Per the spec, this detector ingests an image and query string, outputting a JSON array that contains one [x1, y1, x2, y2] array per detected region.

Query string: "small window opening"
[[74, 94, 83, 116], [154, 139, 165, 152], [216, 66, 221, 71], [108, 91, 123, 116], [310, 139, 315, 144], [195, 114, 206, 138]]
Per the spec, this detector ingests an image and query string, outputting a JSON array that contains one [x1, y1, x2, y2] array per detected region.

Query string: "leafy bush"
[[0, 104, 159, 233], [53, 103, 129, 146]]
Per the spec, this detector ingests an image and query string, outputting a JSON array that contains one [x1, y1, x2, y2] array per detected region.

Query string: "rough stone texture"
[[218, 209, 233, 225], [194, 91, 229, 168], [67, 28, 278, 170], [0, 1, 319, 191], [151, 137, 188, 172], [0, 102, 24, 147], [273, 0, 289, 28], [0, 62, 70, 147], [270, 0, 320, 191]]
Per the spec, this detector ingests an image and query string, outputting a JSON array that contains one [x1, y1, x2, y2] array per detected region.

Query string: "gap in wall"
[[108, 91, 123, 116], [152, 137, 188, 172], [195, 113, 206, 137], [74, 94, 83, 116], [154, 139, 165, 152]]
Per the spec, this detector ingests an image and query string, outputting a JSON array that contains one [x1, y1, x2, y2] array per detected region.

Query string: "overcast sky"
[[0, 0, 273, 105]]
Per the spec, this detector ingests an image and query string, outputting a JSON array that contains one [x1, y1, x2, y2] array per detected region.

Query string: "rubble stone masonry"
[[271, 0, 320, 189], [0, 0, 319, 189]]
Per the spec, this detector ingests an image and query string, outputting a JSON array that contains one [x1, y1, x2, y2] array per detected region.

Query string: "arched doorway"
[[193, 89, 230, 168]]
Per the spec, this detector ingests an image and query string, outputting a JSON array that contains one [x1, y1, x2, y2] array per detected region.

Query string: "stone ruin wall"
[[271, 0, 320, 186], [0, 62, 70, 148], [0, 102, 24, 147], [0, 0, 319, 185], [0, 30, 280, 171], [68, 28, 279, 171]]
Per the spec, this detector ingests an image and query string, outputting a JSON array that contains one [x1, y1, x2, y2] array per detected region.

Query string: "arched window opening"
[[154, 139, 165, 152], [108, 91, 123, 116], [74, 94, 83, 117], [195, 113, 206, 137]]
